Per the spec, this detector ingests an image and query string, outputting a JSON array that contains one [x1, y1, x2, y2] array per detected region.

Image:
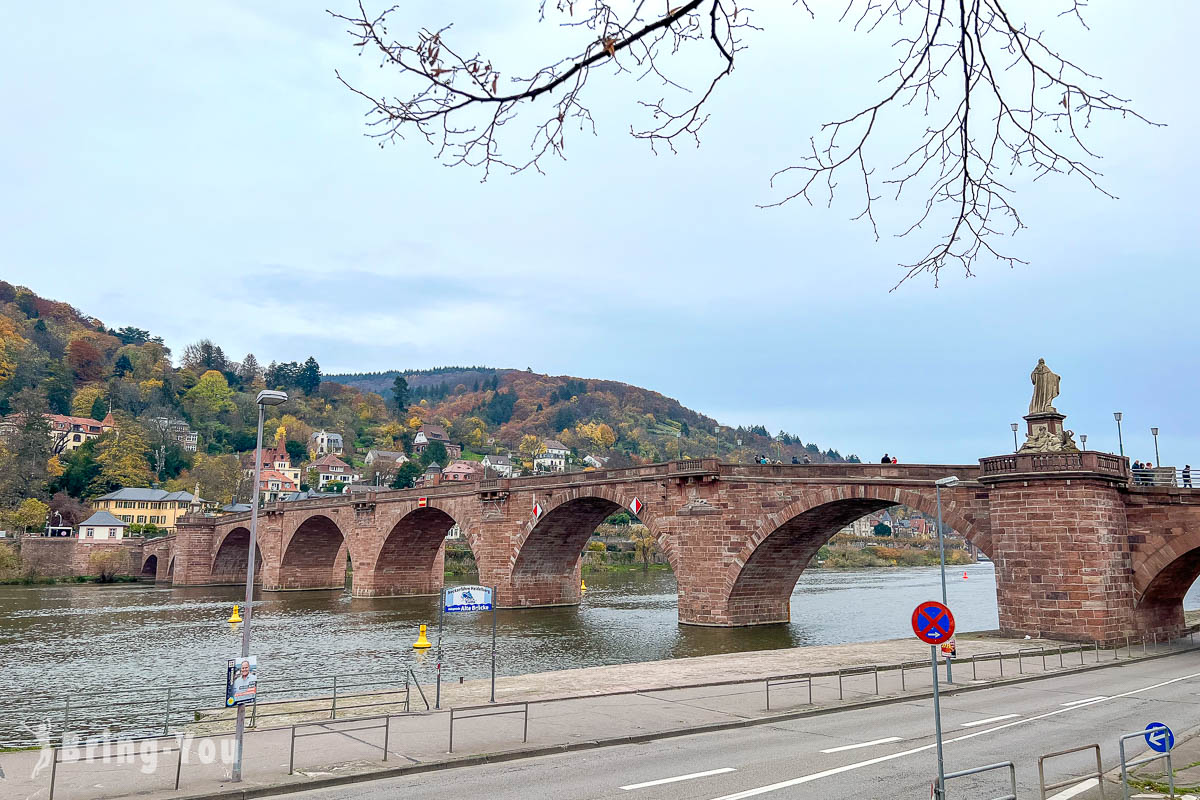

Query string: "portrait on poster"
[[226, 655, 257, 706]]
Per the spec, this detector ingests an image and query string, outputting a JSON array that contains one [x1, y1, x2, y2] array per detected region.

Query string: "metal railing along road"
[[1038, 743, 1105, 800], [448, 702, 528, 754], [289, 715, 390, 775], [49, 733, 185, 800], [940, 761, 1017, 800], [9, 632, 1197, 751], [764, 675, 812, 710], [1118, 725, 1174, 800], [7, 667, 426, 749]]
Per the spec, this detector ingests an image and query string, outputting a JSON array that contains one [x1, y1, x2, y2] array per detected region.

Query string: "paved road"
[[285, 650, 1200, 800]]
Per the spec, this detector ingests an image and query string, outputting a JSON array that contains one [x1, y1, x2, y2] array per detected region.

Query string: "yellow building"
[[92, 488, 210, 533]]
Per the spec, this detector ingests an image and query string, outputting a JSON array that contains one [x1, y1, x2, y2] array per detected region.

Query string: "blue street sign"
[[1145, 722, 1174, 753], [912, 600, 955, 644], [444, 585, 494, 613]]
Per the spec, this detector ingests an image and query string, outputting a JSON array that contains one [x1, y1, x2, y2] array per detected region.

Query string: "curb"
[[166, 645, 1200, 800]]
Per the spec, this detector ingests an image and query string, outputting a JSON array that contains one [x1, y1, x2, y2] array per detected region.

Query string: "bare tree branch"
[[331, 0, 1157, 286]]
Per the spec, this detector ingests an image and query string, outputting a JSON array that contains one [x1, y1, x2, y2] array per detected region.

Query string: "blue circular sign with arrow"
[[1145, 722, 1174, 753]]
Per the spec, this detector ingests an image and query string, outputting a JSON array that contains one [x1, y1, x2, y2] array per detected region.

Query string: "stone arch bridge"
[[144, 455, 1200, 644]]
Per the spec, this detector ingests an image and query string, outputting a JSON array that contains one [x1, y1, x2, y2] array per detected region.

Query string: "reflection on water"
[[1, 563, 1195, 697]]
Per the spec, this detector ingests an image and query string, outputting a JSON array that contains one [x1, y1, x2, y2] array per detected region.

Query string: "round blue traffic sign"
[[912, 601, 955, 644], [1145, 722, 1174, 753]]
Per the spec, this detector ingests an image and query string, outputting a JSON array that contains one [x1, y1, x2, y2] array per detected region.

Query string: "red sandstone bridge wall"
[[163, 458, 1200, 643]]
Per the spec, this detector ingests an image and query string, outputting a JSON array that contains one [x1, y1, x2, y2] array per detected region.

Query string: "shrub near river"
[[819, 545, 973, 568]]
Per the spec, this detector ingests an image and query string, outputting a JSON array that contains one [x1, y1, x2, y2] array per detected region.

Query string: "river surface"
[[3, 563, 1198, 702]]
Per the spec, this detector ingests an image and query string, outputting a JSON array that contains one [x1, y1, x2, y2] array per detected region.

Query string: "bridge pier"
[[980, 453, 1139, 644]]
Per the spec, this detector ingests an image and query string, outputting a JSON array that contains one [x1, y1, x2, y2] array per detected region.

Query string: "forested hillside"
[[0, 281, 857, 531]]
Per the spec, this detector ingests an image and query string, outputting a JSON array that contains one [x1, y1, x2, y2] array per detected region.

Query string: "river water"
[[3, 563, 1198, 703]]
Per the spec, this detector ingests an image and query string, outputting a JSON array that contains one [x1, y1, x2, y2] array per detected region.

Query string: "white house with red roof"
[[258, 469, 298, 502], [310, 454, 360, 490]]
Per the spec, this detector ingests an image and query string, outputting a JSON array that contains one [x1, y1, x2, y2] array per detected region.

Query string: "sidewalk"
[[1, 632, 1193, 800]]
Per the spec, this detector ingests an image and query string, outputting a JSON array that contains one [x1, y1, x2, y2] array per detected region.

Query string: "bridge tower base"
[[980, 453, 1137, 644]]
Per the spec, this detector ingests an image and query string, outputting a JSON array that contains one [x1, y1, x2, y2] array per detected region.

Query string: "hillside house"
[[413, 425, 462, 460], [442, 460, 484, 482], [310, 454, 360, 490], [480, 453, 516, 478], [309, 429, 344, 456], [77, 511, 131, 540]]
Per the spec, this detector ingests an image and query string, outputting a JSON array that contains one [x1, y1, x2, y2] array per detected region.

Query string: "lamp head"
[[1010, 423, 1018, 432], [1113, 411, 1123, 422], [935, 476, 961, 488], [1151, 427, 1159, 436], [256, 390, 289, 407]]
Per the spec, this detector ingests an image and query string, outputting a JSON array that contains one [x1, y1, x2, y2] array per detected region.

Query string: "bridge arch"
[[1132, 529, 1200, 636], [507, 487, 672, 607], [211, 526, 264, 585], [359, 504, 471, 597], [141, 554, 158, 578], [719, 486, 989, 626], [277, 514, 350, 591]]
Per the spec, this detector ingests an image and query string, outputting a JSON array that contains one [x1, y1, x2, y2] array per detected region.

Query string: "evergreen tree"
[[237, 354, 262, 385], [113, 354, 133, 377], [296, 357, 322, 396], [90, 395, 108, 423], [391, 374, 409, 414], [419, 440, 447, 467], [390, 460, 423, 489]]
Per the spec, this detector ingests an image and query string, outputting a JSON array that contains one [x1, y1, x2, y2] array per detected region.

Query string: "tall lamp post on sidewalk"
[[1114, 412, 1124, 457], [935, 475, 960, 683], [1010, 423, 1019, 453], [232, 389, 288, 782], [1151, 427, 1161, 468]]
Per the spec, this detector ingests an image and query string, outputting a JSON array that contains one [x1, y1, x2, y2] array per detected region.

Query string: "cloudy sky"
[[2, 2, 1196, 465]]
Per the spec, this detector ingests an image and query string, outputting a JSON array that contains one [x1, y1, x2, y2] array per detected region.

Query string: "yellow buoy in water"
[[228, 604, 242, 624], [413, 623, 432, 649], [580, 578, 587, 594]]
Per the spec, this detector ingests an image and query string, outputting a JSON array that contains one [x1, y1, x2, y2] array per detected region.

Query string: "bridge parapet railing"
[[1130, 466, 1195, 489], [979, 452, 1129, 480]]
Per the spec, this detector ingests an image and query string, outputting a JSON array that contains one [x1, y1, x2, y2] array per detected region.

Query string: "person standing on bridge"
[[1184, 465, 1192, 488], [881, 453, 890, 463]]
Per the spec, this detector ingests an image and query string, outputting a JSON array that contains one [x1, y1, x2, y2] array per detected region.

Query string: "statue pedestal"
[[1020, 412, 1077, 454], [1025, 412, 1065, 439]]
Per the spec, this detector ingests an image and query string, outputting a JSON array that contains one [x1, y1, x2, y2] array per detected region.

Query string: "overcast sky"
[[3, 2, 1197, 465]]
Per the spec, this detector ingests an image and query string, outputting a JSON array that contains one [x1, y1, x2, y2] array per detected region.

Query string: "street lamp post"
[[1010, 423, 1019, 453], [1151, 427, 1160, 470], [232, 389, 288, 783], [1080, 434, 1087, 451], [714, 426, 721, 460], [935, 475, 960, 683], [1114, 412, 1124, 457], [736, 438, 742, 463]]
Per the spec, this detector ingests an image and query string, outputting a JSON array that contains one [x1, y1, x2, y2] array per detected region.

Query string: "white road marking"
[[621, 767, 736, 790], [705, 669, 1200, 800], [959, 714, 1020, 727], [1060, 696, 1107, 706], [819, 737, 903, 753], [1046, 778, 1099, 800]]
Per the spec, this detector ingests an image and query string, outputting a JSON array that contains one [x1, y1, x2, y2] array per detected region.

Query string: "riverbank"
[[7, 633, 1198, 800]]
